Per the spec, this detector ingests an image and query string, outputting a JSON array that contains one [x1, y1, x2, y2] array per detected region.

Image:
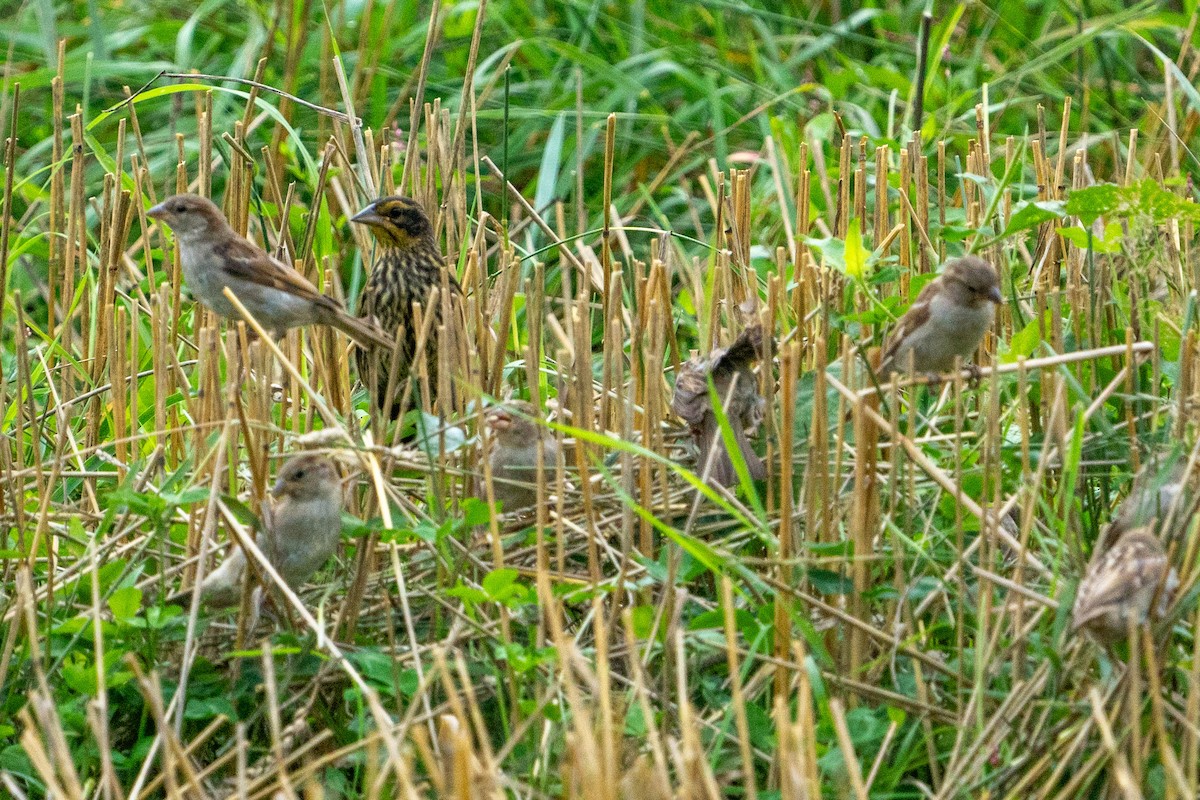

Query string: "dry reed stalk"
[[848, 366, 879, 683]]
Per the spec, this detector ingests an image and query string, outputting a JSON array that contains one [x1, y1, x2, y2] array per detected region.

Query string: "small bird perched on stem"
[[478, 400, 560, 513], [350, 196, 464, 416], [146, 194, 393, 348], [671, 325, 768, 487], [163, 453, 345, 623], [876, 256, 1002, 379]]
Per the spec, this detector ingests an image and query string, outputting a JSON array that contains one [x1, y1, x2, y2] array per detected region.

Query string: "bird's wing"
[[214, 236, 340, 309], [880, 286, 936, 363]]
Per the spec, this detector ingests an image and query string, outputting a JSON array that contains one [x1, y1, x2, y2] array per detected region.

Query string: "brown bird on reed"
[[671, 325, 767, 487], [147, 194, 393, 348], [876, 256, 1002, 378], [350, 196, 464, 416], [477, 400, 560, 513]]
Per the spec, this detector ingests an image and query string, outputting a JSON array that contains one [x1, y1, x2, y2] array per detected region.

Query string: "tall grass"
[[1, 0, 1200, 797]]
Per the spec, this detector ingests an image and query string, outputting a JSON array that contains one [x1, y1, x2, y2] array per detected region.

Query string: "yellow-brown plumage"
[[351, 196, 463, 416]]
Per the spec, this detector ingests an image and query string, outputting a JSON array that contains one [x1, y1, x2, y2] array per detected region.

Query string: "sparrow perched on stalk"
[[477, 401, 560, 513], [671, 325, 767, 487], [164, 454, 344, 618], [876, 256, 1002, 378], [146, 194, 393, 348], [1071, 458, 1191, 644], [350, 196, 463, 415]]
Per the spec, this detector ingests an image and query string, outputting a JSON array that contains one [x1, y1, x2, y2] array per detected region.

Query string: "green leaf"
[[1003, 200, 1065, 236], [1002, 310, 1049, 363], [1064, 184, 1122, 226], [803, 235, 846, 272], [62, 652, 98, 696], [1057, 223, 1122, 254], [629, 605, 656, 639], [460, 497, 492, 528], [108, 586, 143, 621], [446, 584, 489, 606], [482, 568, 519, 598], [844, 221, 867, 278]]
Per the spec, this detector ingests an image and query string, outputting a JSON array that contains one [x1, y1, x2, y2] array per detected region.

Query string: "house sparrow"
[[146, 194, 393, 348], [1071, 525, 1176, 644], [477, 400, 559, 513], [350, 196, 464, 415], [876, 256, 1002, 378], [164, 454, 344, 617], [671, 325, 767, 487], [1071, 457, 1192, 644]]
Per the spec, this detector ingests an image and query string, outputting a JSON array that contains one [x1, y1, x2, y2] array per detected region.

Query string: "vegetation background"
[[2, 0, 1200, 797]]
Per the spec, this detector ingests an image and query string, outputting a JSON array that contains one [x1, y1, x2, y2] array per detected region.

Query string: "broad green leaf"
[[108, 586, 143, 621], [1003, 200, 1065, 236]]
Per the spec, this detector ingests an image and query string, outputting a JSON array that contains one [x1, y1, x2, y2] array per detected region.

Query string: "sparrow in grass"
[[164, 454, 344, 619], [1071, 525, 1176, 644], [876, 256, 1002, 378], [477, 400, 560, 513], [671, 325, 767, 487], [1071, 457, 1192, 644], [350, 196, 465, 416], [146, 194, 393, 348]]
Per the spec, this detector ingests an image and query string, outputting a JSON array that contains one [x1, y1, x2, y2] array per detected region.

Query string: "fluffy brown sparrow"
[[477, 400, 559, 513], [671, 325, 767, 487], [876, 256, 1002, 378], [1071, 457, 1192, 643], [1071, 525, 1176, 644], [350, 196, 464, 415], [147, 194, 393, 348], [165, 454, 344, 616]]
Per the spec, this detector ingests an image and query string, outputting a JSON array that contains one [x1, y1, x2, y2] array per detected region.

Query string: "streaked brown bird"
[[163, 453, 345, 623], [1072, 525, 1176, 644], [350, 196, 464, 415], [477, 400, 560, 513], [147, 194, 393, 348], [671, 325, 767, 487], [876, 256, 1002, 378], [1071, 457, 1192, 644]]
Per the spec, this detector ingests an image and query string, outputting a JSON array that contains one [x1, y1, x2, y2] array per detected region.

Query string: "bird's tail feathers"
[[320, 305, 396, 350]]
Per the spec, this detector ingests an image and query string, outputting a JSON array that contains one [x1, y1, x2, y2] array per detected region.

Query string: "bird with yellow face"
[[350, 196, 465, 417]]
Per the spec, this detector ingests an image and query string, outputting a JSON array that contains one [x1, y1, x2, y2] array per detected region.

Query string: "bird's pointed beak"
[[988, 286, 1003, 304], [351, 203, 384, 227], [146, 202, 168, 220], [270, 478, 287, 498], [486, 412, 513, 433]]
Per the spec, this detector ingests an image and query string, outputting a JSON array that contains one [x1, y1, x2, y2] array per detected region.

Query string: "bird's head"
[[271, 454, 340, 501], [146, 194, 228, 239], [351, 196, 435, 248], [943, 256, 1003, 306], [484, 401, 543, 445]]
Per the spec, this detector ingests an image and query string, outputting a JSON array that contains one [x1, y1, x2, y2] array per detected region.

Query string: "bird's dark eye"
[[171, 202, 185, 213], [292, 469, 305, 480], [388, 206, 405, 220]]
